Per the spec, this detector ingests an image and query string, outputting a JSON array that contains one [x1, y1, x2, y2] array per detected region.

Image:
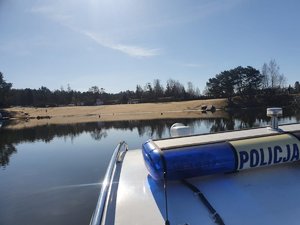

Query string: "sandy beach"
[[3, 99, 228, 129]]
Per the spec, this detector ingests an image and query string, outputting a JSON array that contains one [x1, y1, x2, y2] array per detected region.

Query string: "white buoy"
[[170, 123, 191, 137]]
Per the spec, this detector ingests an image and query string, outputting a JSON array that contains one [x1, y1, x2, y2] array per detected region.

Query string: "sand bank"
[[3, 99, 228, 129]]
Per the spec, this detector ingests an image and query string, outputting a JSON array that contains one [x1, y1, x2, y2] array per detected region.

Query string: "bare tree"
[[261, 59, 286, 89], [67, 83, 72, 92], [195, 87, 201, 97], [261, 63, 269, 88], [268, 59, 280, 88], [89, 86, 100, 94], [187, 81, 195, 97], [278, 74, 287, 88]]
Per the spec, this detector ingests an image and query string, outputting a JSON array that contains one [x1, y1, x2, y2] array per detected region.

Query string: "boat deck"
[[115, 149, 300, 225], [106, 124, 300, 225]]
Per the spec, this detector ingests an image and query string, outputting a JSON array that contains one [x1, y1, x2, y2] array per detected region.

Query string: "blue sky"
[[0, 0, 300, 93]]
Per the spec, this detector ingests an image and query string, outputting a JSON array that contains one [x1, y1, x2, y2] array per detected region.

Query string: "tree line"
[[1, 59, 300, 108], [0, 73, 201, 107]]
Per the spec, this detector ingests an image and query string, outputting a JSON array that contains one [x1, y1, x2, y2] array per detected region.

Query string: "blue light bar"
[[142, 141, 236, 180], [142, 132, 300, 180]]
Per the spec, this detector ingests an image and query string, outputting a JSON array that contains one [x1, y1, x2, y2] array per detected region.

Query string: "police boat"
[[90, 108, 300, 225]]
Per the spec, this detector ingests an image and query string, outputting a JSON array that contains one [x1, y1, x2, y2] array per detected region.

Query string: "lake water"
[[1, 108, 300, 225]]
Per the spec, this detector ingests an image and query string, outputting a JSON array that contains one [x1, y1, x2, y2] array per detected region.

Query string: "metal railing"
[[89, 141, 128, 225]]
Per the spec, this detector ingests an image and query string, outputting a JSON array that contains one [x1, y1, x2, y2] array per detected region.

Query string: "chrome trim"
[[89, 141, 128, 225]]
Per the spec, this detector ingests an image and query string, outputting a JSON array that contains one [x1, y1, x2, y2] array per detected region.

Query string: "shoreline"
[[2, 99, 228, 129]]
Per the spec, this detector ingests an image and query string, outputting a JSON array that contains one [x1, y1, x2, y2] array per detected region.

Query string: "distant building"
[[96, 99, 104, 106], [128, 99, 140, 104], [76, 102, 85, 106]]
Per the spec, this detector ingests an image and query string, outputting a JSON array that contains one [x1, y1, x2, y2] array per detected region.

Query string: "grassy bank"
[[3, 99, 228, 129]]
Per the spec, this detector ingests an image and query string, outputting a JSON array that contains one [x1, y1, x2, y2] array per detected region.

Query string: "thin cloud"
[[28, 3, 161, 58], [112, 44, 161, 58], [27, 0, 242, 58], [83, 31, 161, 58]]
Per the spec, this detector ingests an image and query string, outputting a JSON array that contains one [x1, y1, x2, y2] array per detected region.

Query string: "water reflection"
[[0, 144, 16, 167], [0, 108, 300, 225], [1, 108, 300, 168]]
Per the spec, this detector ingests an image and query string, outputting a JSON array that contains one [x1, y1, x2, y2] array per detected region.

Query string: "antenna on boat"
[[163, 173, 170, 225], [267, 107, 283, 131], [160, 153, 170, 225]]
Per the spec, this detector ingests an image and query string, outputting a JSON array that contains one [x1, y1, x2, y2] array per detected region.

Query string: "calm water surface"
[[1, 108, 300, 225]]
